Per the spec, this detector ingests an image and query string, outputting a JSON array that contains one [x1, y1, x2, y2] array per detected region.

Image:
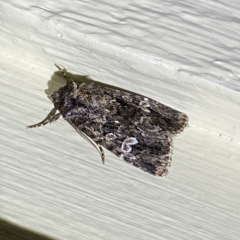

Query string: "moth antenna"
[[73, 128, 105, 164], [55, 64, 73, 84]]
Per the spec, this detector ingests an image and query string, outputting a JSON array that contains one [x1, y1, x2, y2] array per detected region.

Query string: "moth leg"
[[27, 108, 61, 128], [76, 129, 105, 164]]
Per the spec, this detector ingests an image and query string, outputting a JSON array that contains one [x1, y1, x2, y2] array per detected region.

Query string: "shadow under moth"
[[27, 64, 188, 177]]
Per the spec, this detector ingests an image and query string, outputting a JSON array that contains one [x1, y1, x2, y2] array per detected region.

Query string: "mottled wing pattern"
[[50, 82, 188, 176]]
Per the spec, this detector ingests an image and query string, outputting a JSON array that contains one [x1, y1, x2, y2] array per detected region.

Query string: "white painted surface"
[[0, 1, 240, 239]]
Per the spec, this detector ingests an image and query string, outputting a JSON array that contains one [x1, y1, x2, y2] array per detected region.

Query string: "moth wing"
[[66, 116, 172, 176], [114, 92, 188, 133], [147, 98, 188, 133]]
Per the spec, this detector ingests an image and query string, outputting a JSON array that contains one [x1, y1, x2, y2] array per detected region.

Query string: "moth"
[[27, 64, 188, 177]]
